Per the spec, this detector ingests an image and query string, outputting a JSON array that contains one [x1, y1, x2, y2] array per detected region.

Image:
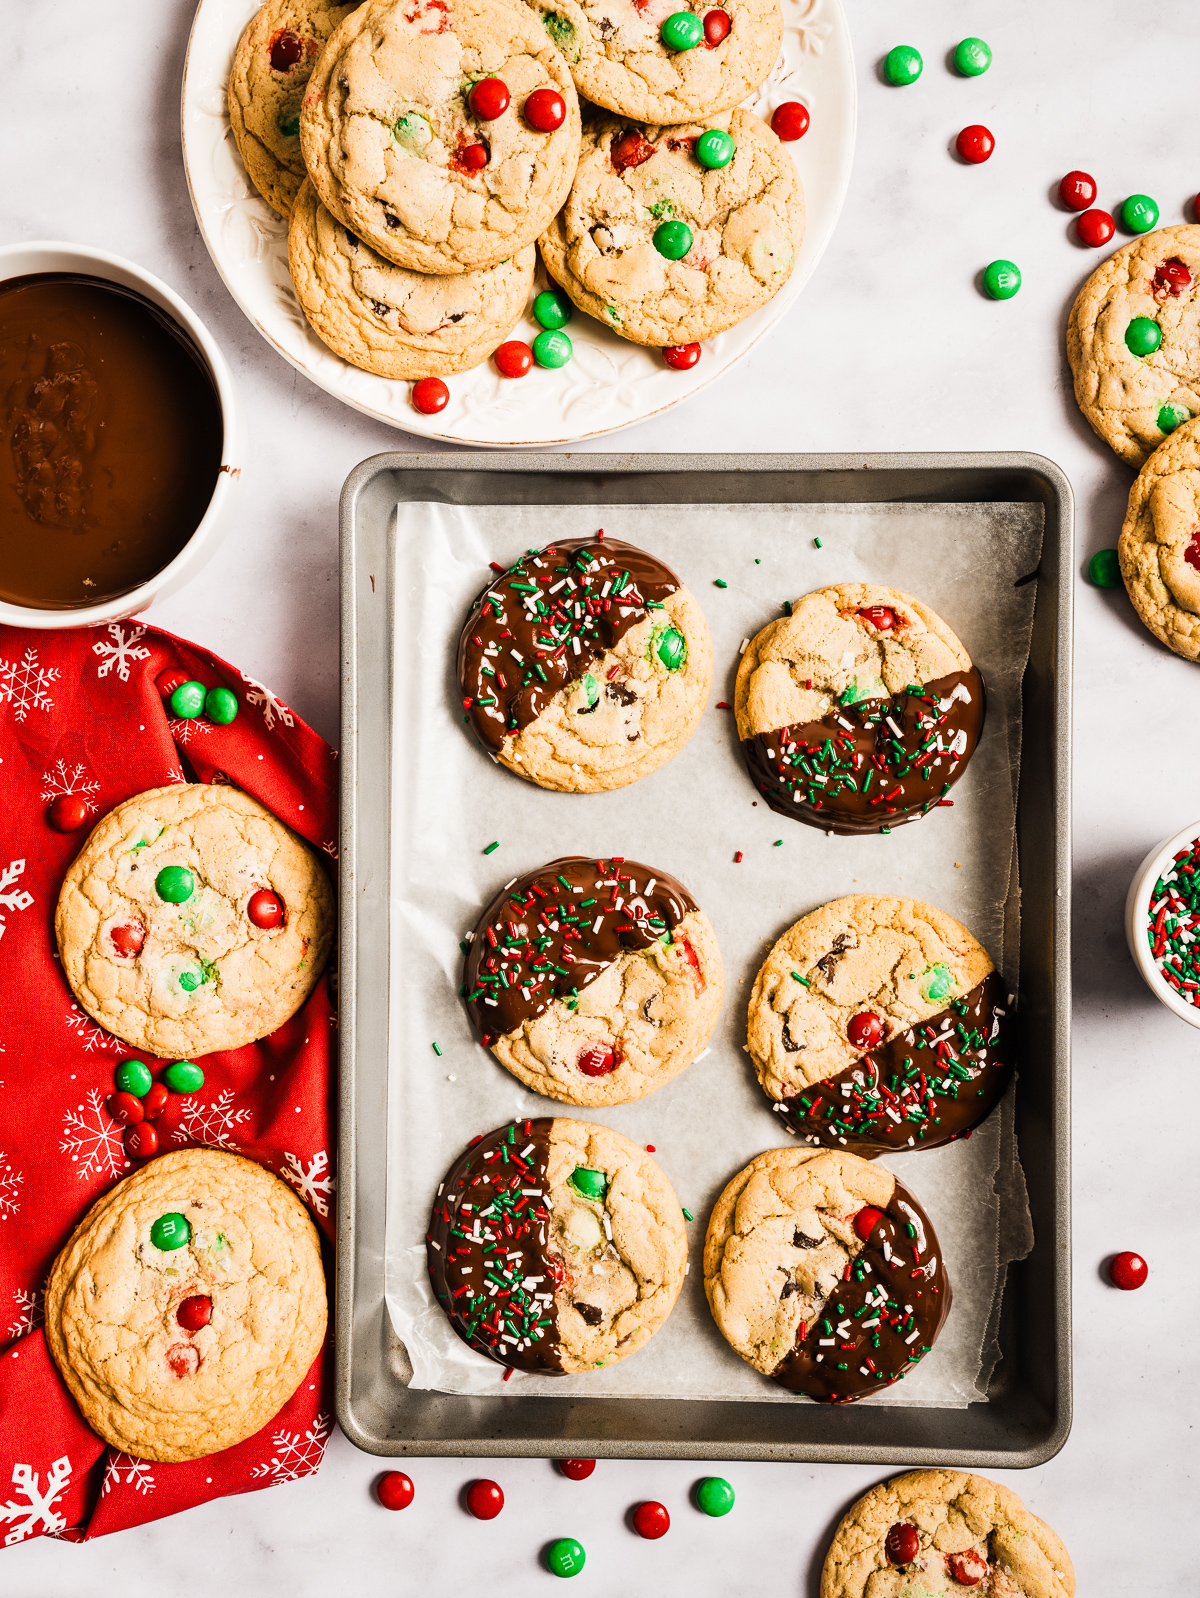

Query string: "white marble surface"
[[4, 0, 1196, 1591]]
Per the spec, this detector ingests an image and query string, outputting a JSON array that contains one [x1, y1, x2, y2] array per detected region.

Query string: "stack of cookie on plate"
[[227, 0, 803, 383]]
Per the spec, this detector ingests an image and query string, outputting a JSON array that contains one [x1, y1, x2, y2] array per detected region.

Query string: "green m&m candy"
[[533, 329, 573, 368], [394, 111, 433, 152], [115, 1059, 153, 1097], [1121, 193, 1159, 234], [278, 112, 300, 137], [533, 288, 572, 330], [205, 686, 238, 725], [569, 1166, 607, 1201], [654, 625, 687, 671], [954, 37, 991, 76], [695, 1476, 735, 1517], [1088, 548, 1121, 588], [545, 1538, 586, 1578], [156, 865, 194, 903], [178, 967, 203, 992], [151, 1212, 191, 1252], [983, 259, 1021, 300], [654, 220, 693, 260], [170, 680, 207, 719], [696, 129, 735, 170], [165, 1060, 205, 1094], [660, 10, 703, 51], [1158, 402, 1193, 434], [883, 45, 922, 86], [1125, 316, 1161, 356]]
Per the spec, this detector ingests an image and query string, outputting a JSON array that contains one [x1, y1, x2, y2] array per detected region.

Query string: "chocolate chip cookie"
[[703, 1147, 950, 1403], [465, 856, 723, 1105], [735, 583, 984, 834], [56, 783, 335, 1058], [427, 1117, 687, 1374], [746, 895, 1012, 1156], [1118, 414, 1200, 659], [457, 535, 712, 792], [45, 1149, 327, 1462]]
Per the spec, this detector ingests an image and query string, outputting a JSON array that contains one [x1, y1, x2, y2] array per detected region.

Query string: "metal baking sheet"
[[337, 453, 1072, 1466]]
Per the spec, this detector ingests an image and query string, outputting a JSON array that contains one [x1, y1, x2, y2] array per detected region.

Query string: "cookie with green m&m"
[[228, 0, 359, 219], [465, 855, 723, 1105], [1067, 223, 1200, 466], [457, 535, 712, 792], [55, 783, 333, 1057], [746, 894, 1013, 1156], [428, 1118, 687, 1374]]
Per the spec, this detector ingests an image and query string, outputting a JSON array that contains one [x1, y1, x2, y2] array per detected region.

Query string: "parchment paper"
[[384, 500, 1042, 1406]]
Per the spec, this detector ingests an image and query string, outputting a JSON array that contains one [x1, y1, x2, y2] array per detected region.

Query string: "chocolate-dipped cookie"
[[457, 536, 713, 792], [746, 895, 1013, 1156], [734, 584, 984, 834], [465, 855, 723, 1106], [704, 1147, 950, 1403], [427, 1117, 687, 1374]]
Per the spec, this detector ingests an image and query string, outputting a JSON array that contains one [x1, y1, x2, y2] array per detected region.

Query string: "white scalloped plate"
[[181, 0, 855, 446]]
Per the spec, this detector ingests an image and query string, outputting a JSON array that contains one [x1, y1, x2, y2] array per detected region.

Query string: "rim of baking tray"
[[1125, 818, 1200, 1029], [179, 0, 857, 449]]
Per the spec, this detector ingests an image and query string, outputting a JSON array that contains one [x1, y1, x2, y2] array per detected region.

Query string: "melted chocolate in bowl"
[[0, 273, 223, 609]]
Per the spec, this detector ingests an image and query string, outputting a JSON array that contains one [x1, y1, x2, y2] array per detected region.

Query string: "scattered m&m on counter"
[[1088, 548, 1121, 588], [533, 330, 573, 369], [695, 1476, 735, 1517], [1058, 170, 1097, 211], [1109, 1251, 1148, 1290], [377, 1471, 415, 1510], [953, 36, 991, 76], [465, 1479, 505, 1520], [1077, 208, 1115, 248], [545, 1537, 586, 1578], [1121, 193, 1159, 234], [411, 377, 449, 414], [983, 259, 1021, 300], [955, 125, 994, 165], [557, 1459, 596, 1480], [771, 101, 809, 142], [533, 289, 572, 331], [495, 340, 533, 379], [663, 343, 701, 370], [631, 1500, 670, 1539], [883, 45, 922, 86]]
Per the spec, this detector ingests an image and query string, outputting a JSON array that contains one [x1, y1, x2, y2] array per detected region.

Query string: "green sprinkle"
[[483, 841, 500, 855], [813, 538, 822, 549], [774, 839, 783, 847], [791, 971, 810, 986], [682, 1207, 694, 1221], [432, 1042, 443, 1056], [714, 579, 728, 589]]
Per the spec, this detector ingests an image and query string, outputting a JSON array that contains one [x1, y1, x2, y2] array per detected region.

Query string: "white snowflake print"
[[60, 1089, 129, 1181], [101, 1454, 156, 1498], [241, 671, 294, 732], [1, 1457, 72, 1545], [250, 1415, 330, 1484], [0, 648, 60, 723], [39, 759, 101, 814], [0, 860, 34, 943], [8, 1287, 43, 1341], [64, 1003, 120, 1053], [168, 715, 213, 746], [91, 623, 151, 683], [172, 1088, 251, 1150], [320, 839, 339, 861], [281, 1150, 335, 1218], [0, 1153, 22, 1220]]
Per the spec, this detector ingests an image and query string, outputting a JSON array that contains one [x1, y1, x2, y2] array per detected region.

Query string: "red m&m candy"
[[495, 341, 533, 378], [110, 921, 146, 958], [632, 1500, 670, 1539], [177, 1294, 213, 1331], [577, 1041, 620, 1077], [107, 1092, 145, 1126], [156, 668, 190, 700], [886, 1522, 920, 1566], [1077, 209, 1115, 248], [412, 377, 449, 415], [142, 1082, 170, 1119], [269, 28, 305, 71], [1109, 1251, 1148, 1290], [854, 1205, 884, 1242], [1058, 170, 1097, 211], [955, 125, 994, 164], [459, 142, 489, 170], [663, 343, 701, 370], [248, 889, 285, 929], [947, 1549, 989, 1586], [847, 1010, 884, 1050], [377, 1471, 415, 1510], [771, 101, 809, 142], [469, 78, 509, 120], [49, 795, 89, 833], [557, 1458, 596, 1480], [524, 88, 566, 132], [465, 1479, 504, 1519], [124, 1121, 159, 1159], [703, 8, 730, 45], [857, 605, 899, 631]]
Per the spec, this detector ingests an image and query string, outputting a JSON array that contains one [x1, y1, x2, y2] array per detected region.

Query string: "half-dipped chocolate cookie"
[[746, 895, 1012, 1156], [734, 584, 984, 833], [704, 1147, 950, 1403], [457, 535, 713, 792], [427, 1117, 688, 1374], [465, 856, 723, 1105]]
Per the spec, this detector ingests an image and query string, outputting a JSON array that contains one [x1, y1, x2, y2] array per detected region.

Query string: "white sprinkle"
[[572, 636, 581, 655], [593, 915, 604, 933], [739, 637, 749, 654], [645, 878, 656, 895], [905, 1328, 921, 1344], [504, 877, 517, 890], [601, 581, 611, 597], [819, 1338, 835, 1346], [465, 930, 474, 943], [548, 579, 566, 593], [430, 1240, 441, 1251]]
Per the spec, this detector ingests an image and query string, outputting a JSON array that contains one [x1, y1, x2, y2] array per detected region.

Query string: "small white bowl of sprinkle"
[[1126, 821, 1200, 1027]]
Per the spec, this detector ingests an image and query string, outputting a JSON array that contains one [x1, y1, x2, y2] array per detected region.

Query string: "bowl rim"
[[0, 239, 240, 630], [1124, 817, 1200, 1028]]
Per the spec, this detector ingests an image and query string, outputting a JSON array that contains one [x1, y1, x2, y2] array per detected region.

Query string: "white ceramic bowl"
[[1125, 819, 1200, 1028], [0, 240, 240, 629]]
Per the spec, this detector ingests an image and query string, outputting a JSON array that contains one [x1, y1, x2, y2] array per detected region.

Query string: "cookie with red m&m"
[[820, 1471, 1074, 1597], [1067, 224, 1200, 467], [45, 1150, 326, 1462], [458, 535, 712, 792], [55, 784, 334, 1057], [465, 856, 723, 1105], [746, 896, 1012, 1156], [428, 1118, 687, 1373], [1118, 415, 1200, 660], [703, 1148, 950, 1403], [735, 584, 984, 834]]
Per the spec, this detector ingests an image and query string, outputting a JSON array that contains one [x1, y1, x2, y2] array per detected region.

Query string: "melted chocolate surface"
[[741, 668, 986, 834], [465, 856, 697, 1042], [775, 971, 1013, 1157], [427, 1119, 564, 1373], [456, 537, 680, 752], [772, 1177, 951, 1403]]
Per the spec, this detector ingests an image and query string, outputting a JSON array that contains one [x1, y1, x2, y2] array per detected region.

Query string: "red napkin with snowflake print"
[[0, 620, 338, 1546]]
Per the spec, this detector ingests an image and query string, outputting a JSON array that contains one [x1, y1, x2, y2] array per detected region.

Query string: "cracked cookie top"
[[299, 0, 581, 273]]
